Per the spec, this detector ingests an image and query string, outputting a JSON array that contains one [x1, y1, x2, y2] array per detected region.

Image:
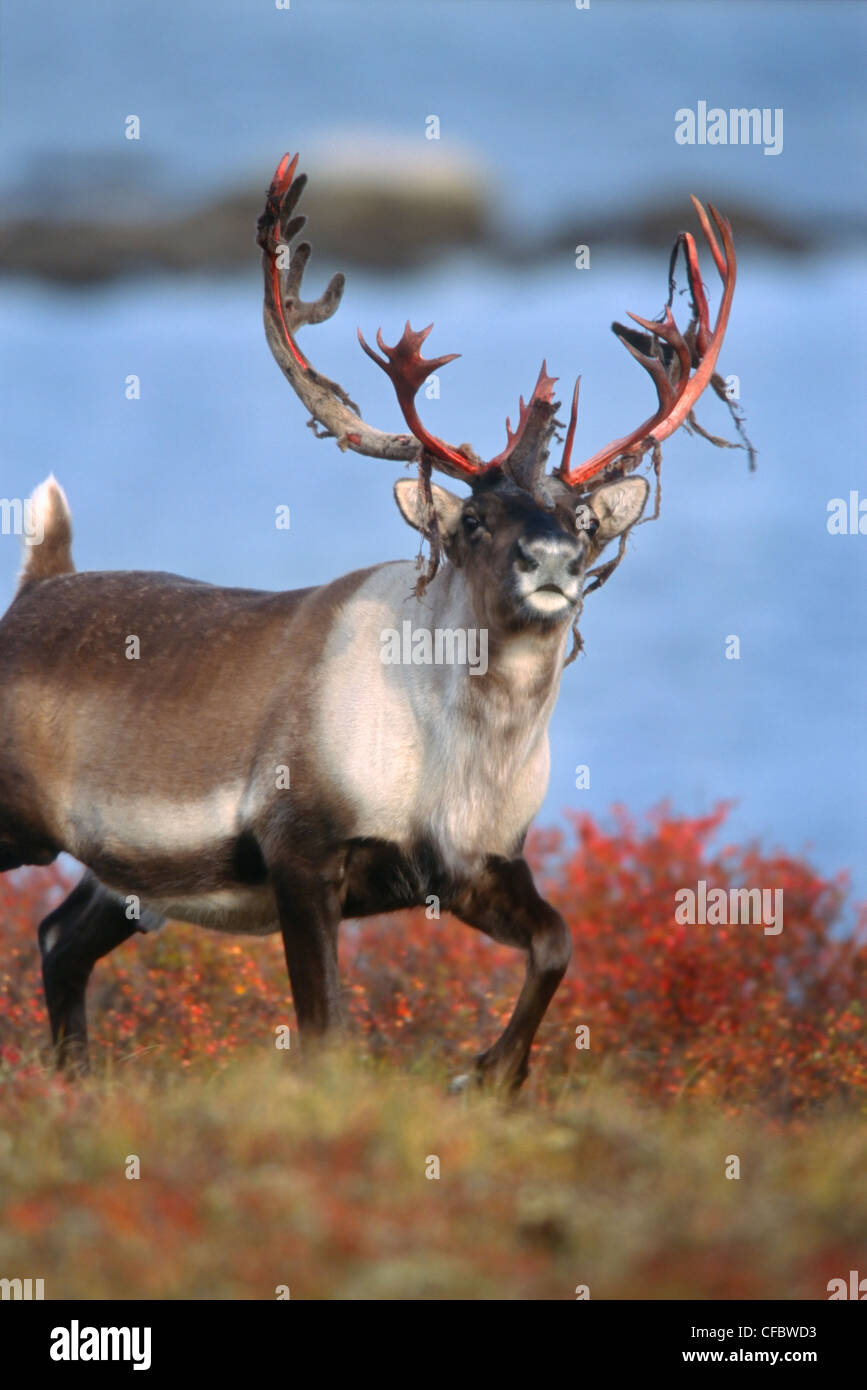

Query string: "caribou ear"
[[590, 476, 649, 543], [393, 478, 464, 538]]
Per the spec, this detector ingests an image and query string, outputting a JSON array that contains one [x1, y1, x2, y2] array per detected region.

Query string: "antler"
[[488, 362, 561, 496], [356, 322, 484, 479], [556, 197, 736, 489], [258, 155, 742, 500], [257, 152, 481, 483]]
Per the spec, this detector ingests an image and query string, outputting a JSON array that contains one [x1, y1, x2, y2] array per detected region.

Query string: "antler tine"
[[489, 361, 559, 462], [627, 306, 692, 391], [557, 197, 737, 489], [616, 331, 677, 413], [484, 362, 561, 502], [357, 322, 484, 479], [559, 377, 581, 478], [258, 153, 471, 467], [689, 194, 728, 279], [669, 227, 712, 358]]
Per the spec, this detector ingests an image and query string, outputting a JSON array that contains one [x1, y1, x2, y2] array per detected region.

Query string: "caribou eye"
[[462, 514, 481, 535]]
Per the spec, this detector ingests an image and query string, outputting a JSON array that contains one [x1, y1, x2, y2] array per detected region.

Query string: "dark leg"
[[449, 856, 572, 1092], [273, 868, 344, 1039], [38, 872, 139, 1072]]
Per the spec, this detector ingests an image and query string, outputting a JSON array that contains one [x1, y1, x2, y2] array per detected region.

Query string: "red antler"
[[558, 197, 736, 488], [357, 322, 484, 478], [357, 331, 563, 493], [258, 155, 744, 499], [489, 361, 559, 466], [257, 153, 470, 471]]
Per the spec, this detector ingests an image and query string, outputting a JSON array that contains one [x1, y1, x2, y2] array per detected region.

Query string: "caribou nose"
[[515, 534, 583, 583]]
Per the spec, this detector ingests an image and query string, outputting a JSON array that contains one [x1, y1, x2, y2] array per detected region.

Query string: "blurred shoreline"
[[2, 169, 857, 284]]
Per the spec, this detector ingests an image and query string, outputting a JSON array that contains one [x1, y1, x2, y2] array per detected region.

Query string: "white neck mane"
[[315, 559, 569, 872]]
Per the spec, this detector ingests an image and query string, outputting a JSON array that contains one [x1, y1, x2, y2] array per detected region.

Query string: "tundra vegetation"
[[1, 807, 864, 1300]]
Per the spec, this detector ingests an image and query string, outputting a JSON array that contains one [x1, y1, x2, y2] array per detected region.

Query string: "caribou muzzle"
[[512, 532, 585, 621]]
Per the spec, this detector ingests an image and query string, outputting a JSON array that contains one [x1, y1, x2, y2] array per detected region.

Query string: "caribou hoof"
[[449, 1053, 529, 1096], [448, 1072, 476, 1095]]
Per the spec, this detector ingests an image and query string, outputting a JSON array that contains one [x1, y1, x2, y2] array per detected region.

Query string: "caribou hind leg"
[[38, 872, 139, 1072], [449, 856, 572, 1092]]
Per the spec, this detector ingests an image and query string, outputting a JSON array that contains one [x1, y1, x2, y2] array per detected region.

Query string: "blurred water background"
[[1, 1, 864, 900]]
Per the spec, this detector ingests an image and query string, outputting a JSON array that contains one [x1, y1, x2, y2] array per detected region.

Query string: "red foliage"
[[534, 804, 867, 1111], [1, 805, 864, 1115]]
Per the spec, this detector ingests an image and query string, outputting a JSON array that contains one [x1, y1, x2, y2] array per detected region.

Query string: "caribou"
[[0, 154, 740, 1089]]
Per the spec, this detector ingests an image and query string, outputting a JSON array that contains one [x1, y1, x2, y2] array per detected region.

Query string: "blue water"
[[1, 0, 865, 899]]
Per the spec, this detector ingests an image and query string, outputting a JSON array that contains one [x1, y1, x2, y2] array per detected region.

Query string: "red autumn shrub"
[[533, 804, 866, 1112], [1, 805, 864, 1114]]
